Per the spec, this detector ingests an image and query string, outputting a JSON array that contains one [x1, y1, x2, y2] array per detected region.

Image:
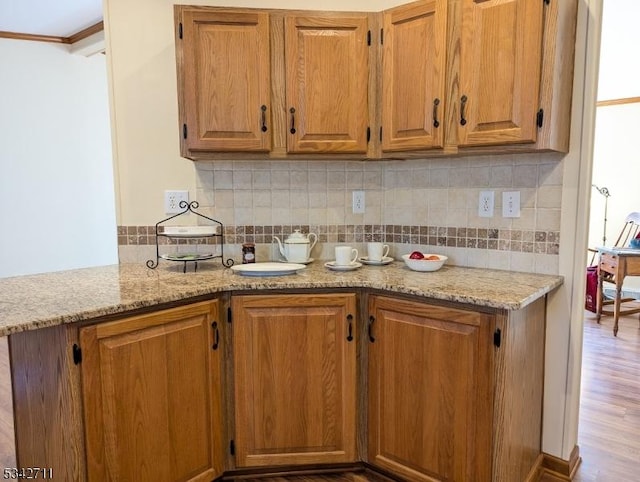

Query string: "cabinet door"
[[179, 9, 271, 152], [232, 294, 357, 467], [80, 301, 224, 482], [368, 296, 494, 482], [285, 15, 369, 153], [381, 0, 447, 152], [457, 0, 543, 147]]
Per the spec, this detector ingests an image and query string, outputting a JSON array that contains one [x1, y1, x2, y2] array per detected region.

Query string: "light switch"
[[502, 191, 521, 218]]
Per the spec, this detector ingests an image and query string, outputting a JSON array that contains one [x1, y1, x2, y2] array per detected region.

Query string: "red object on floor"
[[585, 266, 598, 313]]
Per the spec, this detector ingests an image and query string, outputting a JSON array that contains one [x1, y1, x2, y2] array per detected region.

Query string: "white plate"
[[359, 256, 394, 266], [162, 226, 217, 238], [278, 258, 314, 265], [230, 262, 306, 276], [324, 261, 363, 271], [161, 253, 214, 261]]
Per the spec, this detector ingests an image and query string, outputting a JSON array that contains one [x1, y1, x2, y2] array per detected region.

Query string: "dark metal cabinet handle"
[[347, 314, 354, 342], [261, 105, 268, 132], [368, 315, 376, 343], [433, 98, 440, 128], [289, 107, 296, 134], [212, 321, 219, 350], [460, 95, 468, 126]]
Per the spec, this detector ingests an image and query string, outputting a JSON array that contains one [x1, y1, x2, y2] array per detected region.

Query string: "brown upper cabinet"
[[285, 15, 370, 154], [457, 0, 544, 147], [174, 0, 577, 160], [380, 0, 448, 152], [178, 9, 272, 154], [175, 6, 375, 160], [381, 0, 578, 157]]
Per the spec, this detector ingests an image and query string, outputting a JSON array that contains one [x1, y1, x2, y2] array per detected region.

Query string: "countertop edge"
[[0, 263, 564, 337]]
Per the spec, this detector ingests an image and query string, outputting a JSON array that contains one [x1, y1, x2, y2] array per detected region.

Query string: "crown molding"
[[68, 22, 104, 44], [597, 96, 640, 107], [0, 21, 103, 45]]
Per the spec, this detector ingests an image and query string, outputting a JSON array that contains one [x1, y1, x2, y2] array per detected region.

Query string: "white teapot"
[[273, 229, 318, 263]]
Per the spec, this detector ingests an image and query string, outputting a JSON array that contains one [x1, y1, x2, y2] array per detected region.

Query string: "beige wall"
[[0, 39, 117, 277], [105, 0, 592, 462], [589, 102, 640, 250]]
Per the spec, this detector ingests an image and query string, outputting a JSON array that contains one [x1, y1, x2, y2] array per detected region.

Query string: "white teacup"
[[335, 246, 358, 266], [367, 242, 389, 262]]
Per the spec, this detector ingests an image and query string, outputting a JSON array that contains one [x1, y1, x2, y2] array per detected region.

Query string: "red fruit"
[[409, 251, 425, 259]]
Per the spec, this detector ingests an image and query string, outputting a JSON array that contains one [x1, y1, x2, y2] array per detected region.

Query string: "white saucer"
[[324, 261, 363, 271], [279, 258, 314, 265], [359, 256, 394, 266]]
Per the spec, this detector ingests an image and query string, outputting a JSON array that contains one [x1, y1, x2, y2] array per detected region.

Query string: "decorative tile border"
[[118, 225, 560, 255]]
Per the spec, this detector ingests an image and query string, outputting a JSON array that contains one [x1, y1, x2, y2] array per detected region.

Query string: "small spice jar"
[[242, 243, 256, 264]]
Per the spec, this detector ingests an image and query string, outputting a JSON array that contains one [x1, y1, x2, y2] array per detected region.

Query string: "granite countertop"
[[0, 261, 563, 337]]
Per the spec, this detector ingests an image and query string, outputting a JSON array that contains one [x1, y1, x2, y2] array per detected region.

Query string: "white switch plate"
[[502, 191, 521, 218], [164, 190, 189, 214], [352, 191, 365, 214], [478, 191, 494, 218]]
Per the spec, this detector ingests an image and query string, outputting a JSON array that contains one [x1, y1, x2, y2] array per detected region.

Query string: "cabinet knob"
[[433, 98, 440, 129], [212, 321, 219, 350], [460, 95, 468, 126], [368, 315, 376, 343], [261, 105, 268, 133], [346, 314, 354, 342], [289, 107, 296, 134]]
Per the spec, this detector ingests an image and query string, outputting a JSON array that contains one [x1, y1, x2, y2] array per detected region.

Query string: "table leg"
[[613, 282, 622, 336]]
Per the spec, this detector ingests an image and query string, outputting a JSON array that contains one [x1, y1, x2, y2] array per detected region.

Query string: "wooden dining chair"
[[611, 212, 640, 247], [588, 212, 640, 264]]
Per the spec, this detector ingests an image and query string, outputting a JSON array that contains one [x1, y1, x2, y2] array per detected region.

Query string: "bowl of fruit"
[[401, 251, 448, 272]]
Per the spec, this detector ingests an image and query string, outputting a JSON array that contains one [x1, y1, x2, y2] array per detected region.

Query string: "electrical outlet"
[[502, 191, 521, 218], [478, 191, 494, 218], [164, 190, 189, 214], [352, 191, 365, 214]]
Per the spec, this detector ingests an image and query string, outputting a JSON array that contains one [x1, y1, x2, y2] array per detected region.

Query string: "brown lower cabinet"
[[367, 295, 494, 481], [367, 294, 546, 482], [231, 293, 358, 467], [79, 300, 225, 482], [9, 291, 546, 482]]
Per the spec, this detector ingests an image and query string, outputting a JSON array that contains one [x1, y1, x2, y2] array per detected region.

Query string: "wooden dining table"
[[596, 246, 640, 335]]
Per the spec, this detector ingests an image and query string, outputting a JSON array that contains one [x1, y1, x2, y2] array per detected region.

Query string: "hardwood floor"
[[571, 312, 640, 482], [1, 314, 639, 480]]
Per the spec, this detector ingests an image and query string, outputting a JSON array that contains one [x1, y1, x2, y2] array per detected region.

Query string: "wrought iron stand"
[[146, 201, 234, 272]]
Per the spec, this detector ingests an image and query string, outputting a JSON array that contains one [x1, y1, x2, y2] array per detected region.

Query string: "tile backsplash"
[[119, 154, 564, 274]]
